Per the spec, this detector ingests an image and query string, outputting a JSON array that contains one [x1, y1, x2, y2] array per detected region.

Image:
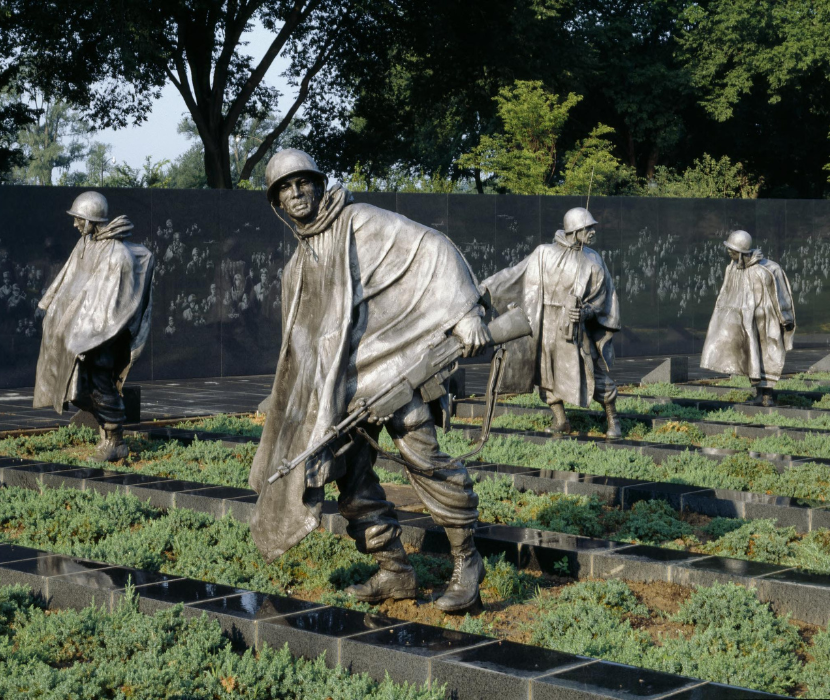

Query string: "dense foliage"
[[0, 584, 440, 699]]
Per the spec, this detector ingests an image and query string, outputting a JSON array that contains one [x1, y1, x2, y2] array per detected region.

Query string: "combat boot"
[[94, 423, 129, 462], [544, 401, 571, 434], [604, 400, 622, 439], [345, 541, 418, 603], [748, 387, 776, 407], [435, 528, 485, 613]]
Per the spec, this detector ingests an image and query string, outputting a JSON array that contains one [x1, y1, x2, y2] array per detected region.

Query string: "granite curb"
[[1, 459, 829, 627], [0, 542, 784, 699]]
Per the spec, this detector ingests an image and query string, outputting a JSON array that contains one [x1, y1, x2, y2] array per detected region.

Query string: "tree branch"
[[223, 0, 324, 139], [237, 33, 336, 181]]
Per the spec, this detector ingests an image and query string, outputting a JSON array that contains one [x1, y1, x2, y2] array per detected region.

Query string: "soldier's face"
[[728, 249, 741, 262], [278, 175, 321, 223], [576, 226, 596, 246], [73, 217, 86, 234]]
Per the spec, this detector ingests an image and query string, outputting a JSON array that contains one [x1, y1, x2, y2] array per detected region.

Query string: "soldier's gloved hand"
[[568, 304, 595, 323], [452, 309, 492, 357], [366, 412, 394, 425]]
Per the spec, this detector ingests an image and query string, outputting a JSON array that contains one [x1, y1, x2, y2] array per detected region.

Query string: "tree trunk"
[[646, 147, 659, 180], [202, 133, 233, 189], [626, 129, 637, 169], [474, 168, 484, 194]]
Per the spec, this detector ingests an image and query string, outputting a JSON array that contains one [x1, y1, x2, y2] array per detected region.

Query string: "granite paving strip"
[[1, 463, 827, 627], [0, 541, 785, 699]]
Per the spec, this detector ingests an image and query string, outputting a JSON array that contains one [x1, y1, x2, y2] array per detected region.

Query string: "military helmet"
[[66, 191, 109, 223], [563, 207, 598, 234], [265, 149, 327, 204], [724, 230, 753, 254]]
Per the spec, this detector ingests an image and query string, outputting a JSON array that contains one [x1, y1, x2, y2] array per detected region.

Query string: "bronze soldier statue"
[[701, 230, 795, 407], [33, 192, 154, 461], [482, 207, 622, 437], [249, 149, 493, 612]]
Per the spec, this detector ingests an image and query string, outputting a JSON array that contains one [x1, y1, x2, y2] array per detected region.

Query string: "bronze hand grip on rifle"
[[266, 306, 532, 485]]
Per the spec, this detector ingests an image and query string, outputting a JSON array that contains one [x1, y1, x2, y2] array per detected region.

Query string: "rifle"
[[562, 294, 583, 347], [267, 305, 532, 484]]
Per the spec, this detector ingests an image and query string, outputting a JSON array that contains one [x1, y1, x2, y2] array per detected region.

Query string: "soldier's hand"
[[453, 313, 492, 357], [569, 305, 595, 323], [366, 412, 394, 425]]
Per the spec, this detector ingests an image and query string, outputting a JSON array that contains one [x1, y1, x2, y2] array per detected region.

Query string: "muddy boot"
[[544, 400, 571, 434], [94, 423, 129, 462], [435, 528, 485, 613], [604, 400, 622, 439], [345, 541, 418, 603]]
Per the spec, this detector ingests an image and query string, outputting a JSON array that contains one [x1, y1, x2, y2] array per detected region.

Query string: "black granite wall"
[[2, 186, 828, 389]]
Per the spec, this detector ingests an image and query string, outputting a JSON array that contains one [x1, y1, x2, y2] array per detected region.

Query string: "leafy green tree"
[[10, 95, 88, 185], [457, 80, 628, 195], [8, 0, 414, 188], [644, 155, 761, 199], [678, 0, 830, 195]]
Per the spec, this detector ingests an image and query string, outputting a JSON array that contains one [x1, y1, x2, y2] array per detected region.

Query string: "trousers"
[[336, 394, 479, 554], [71, 342, 126, 427]]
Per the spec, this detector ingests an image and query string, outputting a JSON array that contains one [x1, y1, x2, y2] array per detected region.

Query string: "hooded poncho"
[[482, 232, 620, 407], [249, 185, 481, 561], [701, 250, 795, 383], [33, 216, 154, 413]]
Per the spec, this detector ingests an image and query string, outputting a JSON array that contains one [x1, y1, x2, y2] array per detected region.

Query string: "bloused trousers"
[[336, 394, 479, 555], [71, 340, 127, 427]]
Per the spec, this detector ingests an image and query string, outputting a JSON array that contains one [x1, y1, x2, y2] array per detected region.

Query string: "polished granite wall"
[[2, 186, 828, 388]]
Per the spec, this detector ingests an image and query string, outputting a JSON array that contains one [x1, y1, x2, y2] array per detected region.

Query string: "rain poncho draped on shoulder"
[[249, 185, 481, 561], [701, 250, 795, 383], [33, 216, 154, 413], [482, 232, 620, 406]]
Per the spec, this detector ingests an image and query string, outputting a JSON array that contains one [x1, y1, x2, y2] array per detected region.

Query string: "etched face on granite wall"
[[3, 190, 830, 389]]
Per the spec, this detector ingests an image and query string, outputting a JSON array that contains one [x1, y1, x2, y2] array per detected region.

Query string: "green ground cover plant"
[[0, 485, 826, 696], [529, 579, 826, 696], [714, 374, 830, 394], [470, 475, 830, 572], [0, 584, 440, 700], [499, 390, 830, 429]]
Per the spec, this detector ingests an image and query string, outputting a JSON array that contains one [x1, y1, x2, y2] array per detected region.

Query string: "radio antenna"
[[585, 165, 595, 210]]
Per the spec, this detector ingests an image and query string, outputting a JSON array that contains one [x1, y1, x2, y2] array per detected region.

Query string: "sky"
[[93, 23, 292, 171]]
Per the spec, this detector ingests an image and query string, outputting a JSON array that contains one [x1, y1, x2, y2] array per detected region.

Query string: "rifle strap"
[[356, 347, 508, 474], [456, 345, 507, 462]]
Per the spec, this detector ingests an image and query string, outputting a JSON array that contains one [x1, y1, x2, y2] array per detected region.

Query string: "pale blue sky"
[[95, 23, 292, 170]]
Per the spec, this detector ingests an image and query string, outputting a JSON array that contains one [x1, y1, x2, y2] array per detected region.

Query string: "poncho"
[[249, 185, 481, 561], [701, 250, 795, 383], [33, 216, 154, 413], [482, 232, 620, 406]]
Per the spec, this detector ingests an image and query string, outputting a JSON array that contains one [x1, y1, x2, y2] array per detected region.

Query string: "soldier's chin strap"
[[271, 202, 318, 262], [354, 345, 509, 472]]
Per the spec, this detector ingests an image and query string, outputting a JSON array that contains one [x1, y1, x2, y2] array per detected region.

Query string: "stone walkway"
[[1, 348, 828, 433]]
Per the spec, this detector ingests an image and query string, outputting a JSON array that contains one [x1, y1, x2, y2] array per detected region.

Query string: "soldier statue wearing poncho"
[[33, 192, 154, 461], [481, 207, 622, 437], [701, 230, 796, 407], [249, 149, 492, 612]]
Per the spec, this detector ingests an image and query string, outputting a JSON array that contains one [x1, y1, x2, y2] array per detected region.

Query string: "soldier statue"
[[482, 207, 622, 437], [701, 230, 795, 407], [249, 149, 492, 612], [33, 192, 154, 461]]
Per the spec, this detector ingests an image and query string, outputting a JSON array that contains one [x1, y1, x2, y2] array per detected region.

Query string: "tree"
[[457, 80, 628, 195], [10, 95, 88, 185], [9, 0, 409, 188], [644, 155, 761, 198], [678, 0, 830, 195]]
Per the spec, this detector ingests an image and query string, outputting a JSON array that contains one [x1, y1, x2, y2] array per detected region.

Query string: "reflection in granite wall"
[[2, 187, 829, 388]]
